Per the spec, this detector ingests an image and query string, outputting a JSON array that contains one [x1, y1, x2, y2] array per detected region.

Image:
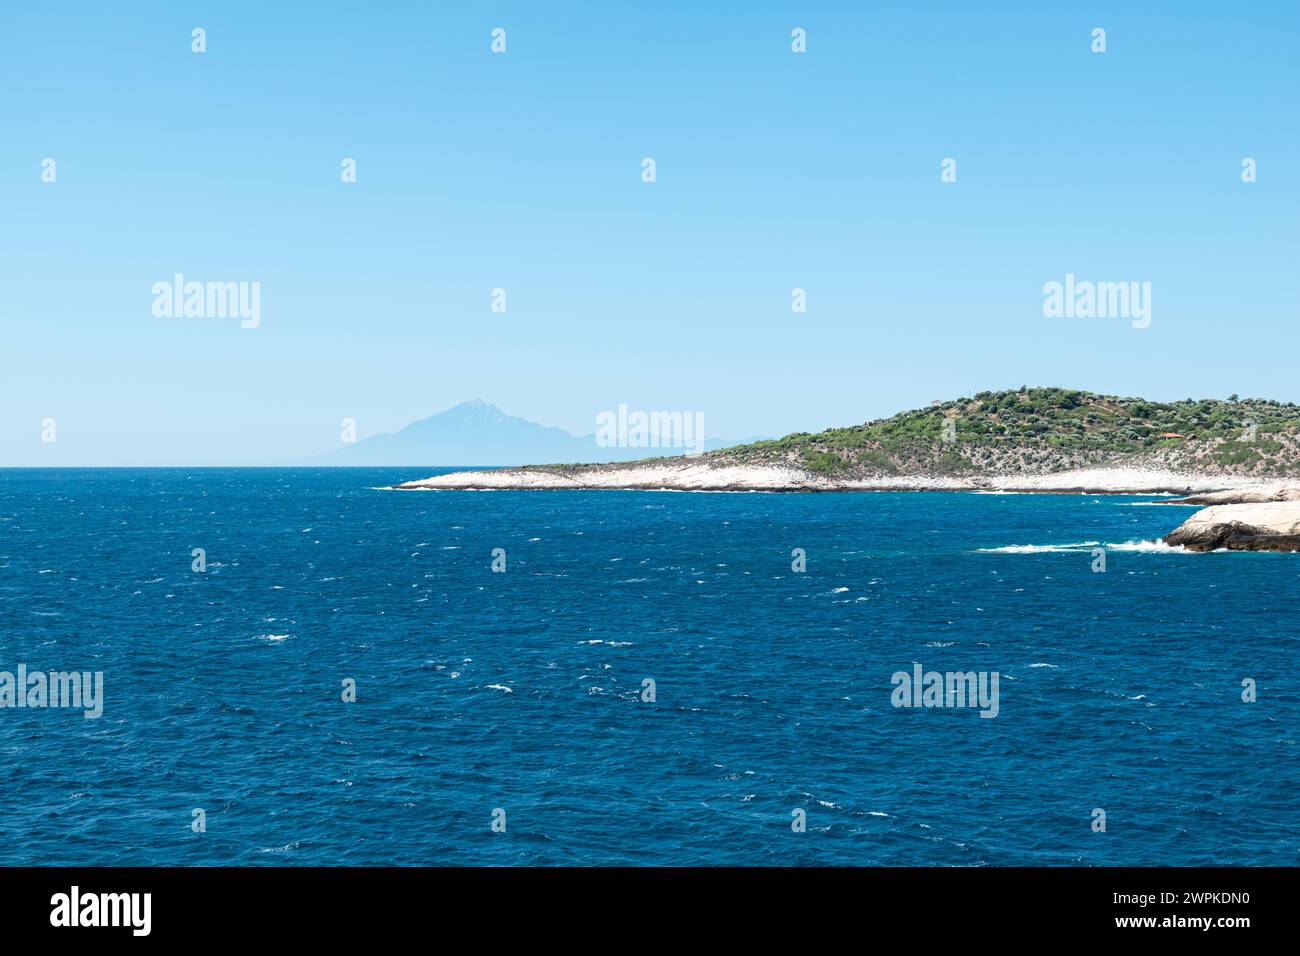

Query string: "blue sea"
[[0, 468, 1296, 866]]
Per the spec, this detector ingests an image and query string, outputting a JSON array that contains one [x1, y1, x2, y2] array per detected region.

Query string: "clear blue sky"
[[2, 1, 1296, 465]]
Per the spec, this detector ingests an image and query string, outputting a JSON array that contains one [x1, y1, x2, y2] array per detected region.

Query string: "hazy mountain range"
[[308, 400, 761, 466]]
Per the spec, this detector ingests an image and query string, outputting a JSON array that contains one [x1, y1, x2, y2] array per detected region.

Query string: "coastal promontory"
[[394, 388, 1300, 497], [1163, 501, 1300, 552]]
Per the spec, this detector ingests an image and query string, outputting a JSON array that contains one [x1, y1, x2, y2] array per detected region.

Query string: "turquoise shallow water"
[[0, 468, 1296, 865]]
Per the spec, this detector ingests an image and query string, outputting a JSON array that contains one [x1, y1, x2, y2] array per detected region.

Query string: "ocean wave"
[[1107, 540, 1191, 553], [977, 539, 1193, 555], [975, 541, 1100, 554]]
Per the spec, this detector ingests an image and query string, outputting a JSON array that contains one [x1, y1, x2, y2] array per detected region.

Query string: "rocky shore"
[[392, 464, 1300, 553], [391, 462, 1256, 495], [1163, 501, 1300, 552], [1163, 483, 1300, 506]]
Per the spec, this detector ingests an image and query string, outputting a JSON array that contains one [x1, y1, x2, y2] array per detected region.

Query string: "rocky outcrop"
[[1164, 484, 1300, 506], [1164, 501, 1300, 552]]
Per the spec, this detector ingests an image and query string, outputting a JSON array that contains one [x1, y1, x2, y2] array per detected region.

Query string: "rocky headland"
[[1163, 501, 1300, 552], [392, 388, 1300, 552]]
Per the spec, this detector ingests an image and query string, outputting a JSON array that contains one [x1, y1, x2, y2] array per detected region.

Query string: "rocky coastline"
[[1162, 501, 1300, 552], [391, 466, 1300, 553], [391, 389, 1300, 552]]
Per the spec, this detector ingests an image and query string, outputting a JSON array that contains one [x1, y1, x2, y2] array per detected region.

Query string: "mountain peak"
[[309, 399, 750, 467], [449, 398, 497, 412]]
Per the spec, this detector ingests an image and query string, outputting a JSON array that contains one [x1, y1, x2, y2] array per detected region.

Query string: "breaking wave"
[[975, 541, 1100, 554]]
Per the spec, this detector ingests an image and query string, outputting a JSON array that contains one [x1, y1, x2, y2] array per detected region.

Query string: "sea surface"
[[0, 468, 1296, 866]]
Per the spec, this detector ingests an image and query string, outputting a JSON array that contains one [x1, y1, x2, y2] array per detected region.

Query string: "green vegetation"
[[801, 449, 854, 475], [721, 388, 1300, 478]]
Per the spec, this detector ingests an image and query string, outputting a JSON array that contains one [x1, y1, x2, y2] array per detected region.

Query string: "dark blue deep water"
[[0, 468, 1296, 865]]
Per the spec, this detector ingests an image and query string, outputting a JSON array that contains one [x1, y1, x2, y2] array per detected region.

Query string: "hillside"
[[721, 388, 1300, 480]]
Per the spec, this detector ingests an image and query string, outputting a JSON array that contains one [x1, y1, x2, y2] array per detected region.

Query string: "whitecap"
[[1108, 540, 1192, 553], [975, 541, 1100, 554], [257, 842, 301, 853]]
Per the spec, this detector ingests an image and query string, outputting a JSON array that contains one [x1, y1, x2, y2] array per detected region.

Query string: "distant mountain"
[[308, 400, 759, 466]]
